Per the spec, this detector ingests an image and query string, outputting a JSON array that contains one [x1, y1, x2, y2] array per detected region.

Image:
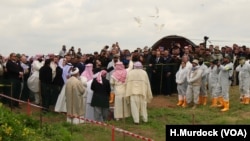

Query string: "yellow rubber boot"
[[109, 92, 115, 104], [244, 97, 249, 105], [221, 101, 229, 112], [217, 96, 224, 108], [176, 100, 184, 106], [182, 99, 187, 108], [198, 95, 203, 105], [210, 97, 218, 108], [203, 96, 207, 106]]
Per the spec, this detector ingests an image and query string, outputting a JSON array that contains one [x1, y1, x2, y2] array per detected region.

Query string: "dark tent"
[[151, 35, 197, 51]]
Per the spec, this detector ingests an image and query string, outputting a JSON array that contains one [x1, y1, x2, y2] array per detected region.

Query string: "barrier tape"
[[0, 93, 154, 141], [0, 93, 45, 109], [65, 114, 154, 141]]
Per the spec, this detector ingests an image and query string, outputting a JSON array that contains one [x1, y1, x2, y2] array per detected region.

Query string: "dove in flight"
[[154, 23, 164, 32], [134, 16, 142, 27], [149, 6, 159, 19]]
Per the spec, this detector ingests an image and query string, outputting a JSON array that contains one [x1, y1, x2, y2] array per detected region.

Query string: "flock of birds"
[[133, 6, 165, 32]]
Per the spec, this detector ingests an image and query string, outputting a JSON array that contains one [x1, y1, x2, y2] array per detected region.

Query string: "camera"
[[204, 36, 209, 41]]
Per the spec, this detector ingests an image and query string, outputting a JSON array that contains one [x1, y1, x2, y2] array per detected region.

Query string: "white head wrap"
[[133, 61, 143, 69], [70, 67, 79, 75]]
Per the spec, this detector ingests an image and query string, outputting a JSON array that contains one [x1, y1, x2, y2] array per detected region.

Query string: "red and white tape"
[[0, 93, 154, 141], [0, 93, 44, 109], [64, 113, 154, 140]]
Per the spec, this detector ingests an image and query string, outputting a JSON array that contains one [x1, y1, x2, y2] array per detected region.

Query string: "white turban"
[[133, 61, 143, 69], [70, 67, 79, 75]]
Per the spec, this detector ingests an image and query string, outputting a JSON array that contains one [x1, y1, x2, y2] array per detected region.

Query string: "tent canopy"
[[151, 35, 198, 51]]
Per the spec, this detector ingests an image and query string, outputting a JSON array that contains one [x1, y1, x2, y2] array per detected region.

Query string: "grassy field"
[[3, 85, 250, 141]]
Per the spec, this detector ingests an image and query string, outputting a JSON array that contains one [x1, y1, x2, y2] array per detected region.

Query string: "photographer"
[[68, 46, 76, 58], [214, 56, 233, 112]]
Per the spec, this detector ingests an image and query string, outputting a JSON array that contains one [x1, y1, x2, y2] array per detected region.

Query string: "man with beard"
[[65, 67, 86, 124]]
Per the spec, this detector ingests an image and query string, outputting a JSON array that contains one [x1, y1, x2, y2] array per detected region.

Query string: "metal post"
[[71, 85, 73, 135], [39, 81, 42, 128], [160, 64, 163, 95], [122, 97, 125, 141], [10, 83, 13, 111], [111, 125, 115, 141]]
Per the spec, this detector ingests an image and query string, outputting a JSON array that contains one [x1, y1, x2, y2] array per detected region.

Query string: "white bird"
[[154, 23, 164, 32], [134, 16, 142, 27], [149, 6, 159, 19]]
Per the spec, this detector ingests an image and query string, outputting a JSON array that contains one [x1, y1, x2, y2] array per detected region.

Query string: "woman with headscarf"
[[110, 61, 133, 121], [80, 63, 95, 120], [91, 70, 111, 122]]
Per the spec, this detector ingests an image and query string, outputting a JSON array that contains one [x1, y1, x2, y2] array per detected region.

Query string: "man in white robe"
[[125, 61, 153, 124], [110, 61, 133, 121], [27, 54, 44, 105], [80, 63, 95, 121], [65, 67, 86, 124]]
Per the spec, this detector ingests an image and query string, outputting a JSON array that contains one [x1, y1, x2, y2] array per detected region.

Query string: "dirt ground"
[[148, 94, 177, 108]]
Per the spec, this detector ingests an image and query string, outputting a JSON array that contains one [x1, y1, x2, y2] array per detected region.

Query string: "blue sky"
[[0, 0, 250, 57]]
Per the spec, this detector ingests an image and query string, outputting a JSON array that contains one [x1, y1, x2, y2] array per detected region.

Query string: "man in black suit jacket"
[[75, 55, 86, 75], [6, 53, 23, 108], [151, 51, 164, 95]]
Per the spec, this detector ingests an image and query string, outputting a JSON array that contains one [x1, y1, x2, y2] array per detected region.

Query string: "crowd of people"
[[0, 42, 153, 124], [0, 41, 248, 125]]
